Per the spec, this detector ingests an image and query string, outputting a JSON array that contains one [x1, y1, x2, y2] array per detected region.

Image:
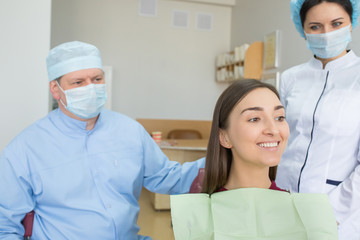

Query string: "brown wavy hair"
[[201, 79, 280, 194]]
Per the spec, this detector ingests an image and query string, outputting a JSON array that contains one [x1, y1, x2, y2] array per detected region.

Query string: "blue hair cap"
[[290, 0, 360, 38], [46, 41, 103, 81]]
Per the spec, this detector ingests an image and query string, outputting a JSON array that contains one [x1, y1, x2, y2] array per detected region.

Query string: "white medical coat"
[[277, 50, 360, 240]]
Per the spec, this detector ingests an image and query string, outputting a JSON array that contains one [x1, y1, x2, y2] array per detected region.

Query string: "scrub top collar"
[[49, 108, 104, 135], [309, 50, 357, 72]]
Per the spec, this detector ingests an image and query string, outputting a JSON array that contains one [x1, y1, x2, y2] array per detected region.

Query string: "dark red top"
[[22, 210, 35, 237], [189, 168, 286, 193], [217, 180, 286, 192]]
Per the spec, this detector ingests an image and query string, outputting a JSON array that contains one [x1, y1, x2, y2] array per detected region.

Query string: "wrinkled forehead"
[[59, 68, 104, 81]]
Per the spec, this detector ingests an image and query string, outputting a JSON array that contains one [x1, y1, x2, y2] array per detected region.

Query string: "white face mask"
[[57, 81, 107, 119], [305, 25, 352, 59]]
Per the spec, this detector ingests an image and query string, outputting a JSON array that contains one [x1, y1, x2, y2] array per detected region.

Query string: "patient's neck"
[[224, 161, 271, 190]]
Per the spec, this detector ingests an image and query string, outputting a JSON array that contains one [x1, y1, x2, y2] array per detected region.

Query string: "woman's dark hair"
[[201, 79, 280, 194], [300, 0, 353, 27]]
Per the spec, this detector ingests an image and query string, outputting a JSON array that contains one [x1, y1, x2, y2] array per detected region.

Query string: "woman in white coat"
[[276, 0, 360, 239]]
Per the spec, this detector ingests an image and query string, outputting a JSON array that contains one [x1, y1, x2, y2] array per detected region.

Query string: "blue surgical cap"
[[46, 41, 103, 81], [290, 0, 360, 38]]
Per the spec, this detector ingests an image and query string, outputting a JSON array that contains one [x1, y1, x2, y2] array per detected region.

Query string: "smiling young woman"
[[190, 79, 289, 195], [219, 87, 289, 191], [175, 79, 339, 240]]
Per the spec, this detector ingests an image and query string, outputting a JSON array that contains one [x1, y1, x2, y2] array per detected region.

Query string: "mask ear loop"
[[55, 81, 68, 109]]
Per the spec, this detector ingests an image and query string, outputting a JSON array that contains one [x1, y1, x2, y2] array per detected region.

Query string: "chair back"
[[189, 168, 205, 193], [22, 211, 34, 239], [167, 129, 202, 140]]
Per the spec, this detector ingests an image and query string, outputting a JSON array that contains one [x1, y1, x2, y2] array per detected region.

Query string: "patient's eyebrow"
[[275, 105, 284, 111], [241, 105, 284, 114], [241, 107, 263, 114]]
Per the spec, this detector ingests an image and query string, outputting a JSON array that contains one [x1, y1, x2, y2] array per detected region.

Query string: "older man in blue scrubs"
[[0, 41, 205, 239]]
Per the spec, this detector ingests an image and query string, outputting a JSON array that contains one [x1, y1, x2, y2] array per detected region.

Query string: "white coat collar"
[[308, 50, 358, 71]]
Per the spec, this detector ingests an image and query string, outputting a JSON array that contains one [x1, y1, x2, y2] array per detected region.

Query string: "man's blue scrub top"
[[0, 108, 205, 239]]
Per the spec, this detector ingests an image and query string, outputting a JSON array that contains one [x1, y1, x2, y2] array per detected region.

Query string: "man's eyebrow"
[[69, 77, 85, 81], [93, 74, 104, 78]]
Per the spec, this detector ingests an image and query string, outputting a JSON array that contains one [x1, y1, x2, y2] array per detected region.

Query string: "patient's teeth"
[[258, 142, 278, 147]]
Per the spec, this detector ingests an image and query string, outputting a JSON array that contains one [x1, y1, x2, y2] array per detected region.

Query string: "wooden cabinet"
[[150, 139, 207, 210], [136, 118, 212, 140], [136, 119, 210, 211], [216, 41, 264, 82]]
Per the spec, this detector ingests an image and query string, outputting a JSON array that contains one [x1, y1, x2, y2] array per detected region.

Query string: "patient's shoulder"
[[189, 168, 205, 193]]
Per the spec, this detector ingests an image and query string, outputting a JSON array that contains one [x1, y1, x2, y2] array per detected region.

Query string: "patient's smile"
[[257, 141, 279, 148]]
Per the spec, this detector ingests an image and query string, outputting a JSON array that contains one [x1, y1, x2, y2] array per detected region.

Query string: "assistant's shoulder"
[[282, 62, 310, 81]]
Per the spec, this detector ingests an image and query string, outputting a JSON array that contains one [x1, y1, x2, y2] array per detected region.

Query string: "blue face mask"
[[57, 82, 107, 119], [305, 25, 352, 59]]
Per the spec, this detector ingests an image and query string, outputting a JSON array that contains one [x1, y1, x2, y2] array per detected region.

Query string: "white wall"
[[230, 0, 360, 74], [51, 0, 232, 121], [231, 0, 310, 74], [0, 1, 51, 152]]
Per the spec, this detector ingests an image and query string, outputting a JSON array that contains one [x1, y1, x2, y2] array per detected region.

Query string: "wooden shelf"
[[244, 41, 264, 80], [216, 41, 264, 82]]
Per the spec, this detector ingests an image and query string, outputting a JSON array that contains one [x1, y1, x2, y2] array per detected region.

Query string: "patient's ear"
[[219, 129, 232, 149]]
